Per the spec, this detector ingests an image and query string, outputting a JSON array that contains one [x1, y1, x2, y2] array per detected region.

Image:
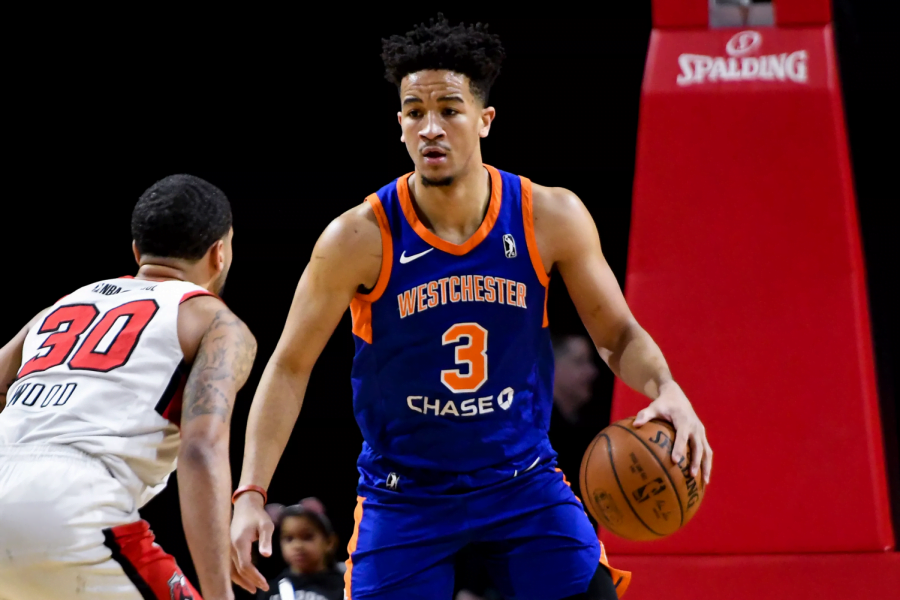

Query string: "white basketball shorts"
[[0, 444, 199, 600]]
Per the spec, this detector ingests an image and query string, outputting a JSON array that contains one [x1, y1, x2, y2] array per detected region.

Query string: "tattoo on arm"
[[183, 310, 257, 423]]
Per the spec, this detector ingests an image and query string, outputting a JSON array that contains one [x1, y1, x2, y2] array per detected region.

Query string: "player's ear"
[[398, 112, 405, 143], [132, 241, 142, 266], [479, 106, 496, 139], [208, 239, 226, 275]]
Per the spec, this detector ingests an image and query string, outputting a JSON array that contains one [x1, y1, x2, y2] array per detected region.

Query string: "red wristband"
[[232, 484, 267, 505]]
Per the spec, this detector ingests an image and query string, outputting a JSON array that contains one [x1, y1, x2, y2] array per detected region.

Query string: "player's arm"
[[177, 296, 257, 600], [0, 310, 48, 412], [231, 203, 382, 593], [533, 185, 711, 483]]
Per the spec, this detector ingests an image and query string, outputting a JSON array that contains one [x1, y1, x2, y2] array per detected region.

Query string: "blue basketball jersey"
[[350, 165, 554, 481]]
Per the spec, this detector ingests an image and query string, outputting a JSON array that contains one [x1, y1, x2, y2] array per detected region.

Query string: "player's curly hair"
[[381, 14, 506, 104], [132, 174, 232, 261]]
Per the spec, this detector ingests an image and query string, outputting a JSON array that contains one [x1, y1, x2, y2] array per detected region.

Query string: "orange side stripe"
[[350, 298, 373, 344], [344, 496, 366, 600], [542, 286, 549, 328], [559, 469, 631, 595], [397, 165, 503, 256], [599, 541, 632, 598], [555, 467, 581, 503]]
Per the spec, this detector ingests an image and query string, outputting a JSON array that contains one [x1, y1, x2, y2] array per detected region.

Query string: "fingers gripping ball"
[[580, 418, 705, 541]]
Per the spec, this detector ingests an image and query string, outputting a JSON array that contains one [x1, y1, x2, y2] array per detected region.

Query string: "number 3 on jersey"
[[18, 300, 159, 378], [441, 323, 488, 393]]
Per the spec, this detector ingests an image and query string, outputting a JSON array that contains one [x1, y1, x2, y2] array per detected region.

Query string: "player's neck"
[[134, 263, 206, 287], [409, 163, 490, 241], [135, 264, 190, 285]]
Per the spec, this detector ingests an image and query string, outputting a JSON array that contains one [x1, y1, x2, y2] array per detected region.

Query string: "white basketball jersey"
[[0, 277, 213, 507]]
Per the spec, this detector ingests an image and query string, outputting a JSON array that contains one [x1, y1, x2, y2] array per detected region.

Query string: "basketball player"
[[230, 16, 712, 600], [0, 175, 256, 600]]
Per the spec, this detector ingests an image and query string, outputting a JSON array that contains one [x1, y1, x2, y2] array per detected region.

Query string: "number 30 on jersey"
[[18, 300, 159, 378]]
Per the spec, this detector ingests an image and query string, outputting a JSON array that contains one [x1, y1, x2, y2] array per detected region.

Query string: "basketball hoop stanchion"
[[604, 1, 899, 598]]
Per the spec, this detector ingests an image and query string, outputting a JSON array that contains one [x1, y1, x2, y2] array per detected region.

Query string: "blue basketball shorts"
[[344, 460, 630, 600]]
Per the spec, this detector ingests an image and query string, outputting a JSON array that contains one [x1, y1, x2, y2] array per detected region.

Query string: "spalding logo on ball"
[[580, 417, 706, 541]]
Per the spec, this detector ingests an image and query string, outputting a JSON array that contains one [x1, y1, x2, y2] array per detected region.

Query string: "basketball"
[[580, 417, 705, 541]]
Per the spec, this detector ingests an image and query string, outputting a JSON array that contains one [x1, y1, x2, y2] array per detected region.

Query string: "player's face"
[[280, 516, 330, 575], [398, 70, 495, 184]]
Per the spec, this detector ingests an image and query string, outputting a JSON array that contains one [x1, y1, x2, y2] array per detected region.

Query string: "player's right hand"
[[230, 493, 274, 593]]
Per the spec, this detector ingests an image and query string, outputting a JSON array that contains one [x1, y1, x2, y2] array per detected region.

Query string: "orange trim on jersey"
[[522, 176, 550, 327], [520, 176, 550, 287], [351, 195, 392, 344], [344, 496, 366, 600], [542, 286, 549, 328], [555, 467, 578, 498], [350, 298, 373, 344], [355, 194, 393, 302], [599, 541, 632, 598], [397, 165, 503, 256], [179, 290, 217, 304]]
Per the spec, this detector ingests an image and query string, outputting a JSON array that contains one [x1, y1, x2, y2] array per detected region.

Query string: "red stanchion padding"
[[610, 553, 900, 600], [652, 0, 707, 29], [606, 26, 894, 555], [774, 0, 832, 26]]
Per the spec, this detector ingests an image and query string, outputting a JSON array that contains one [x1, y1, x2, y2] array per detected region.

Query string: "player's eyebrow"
[[402, 96, 423, 106], [438, 95, 464, 103]]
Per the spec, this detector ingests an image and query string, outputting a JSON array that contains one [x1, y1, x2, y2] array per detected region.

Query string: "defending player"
[[230, 16, 712, 600], [0, 175, 256, 600]]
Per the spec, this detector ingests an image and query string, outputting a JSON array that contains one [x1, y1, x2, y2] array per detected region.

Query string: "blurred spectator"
[[549, 334, 602, 500], [257, 498, 344, 600]]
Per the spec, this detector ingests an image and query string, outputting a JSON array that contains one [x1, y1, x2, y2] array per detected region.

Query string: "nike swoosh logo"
[[399, 248, 434, 264]]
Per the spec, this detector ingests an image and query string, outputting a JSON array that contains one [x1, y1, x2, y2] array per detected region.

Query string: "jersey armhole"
[[521, 176, 551, 328], [180, 290, 217, 304], [520, 176, 550, 288], [351, 194, 393, 345], [354, 194, 393, 303]]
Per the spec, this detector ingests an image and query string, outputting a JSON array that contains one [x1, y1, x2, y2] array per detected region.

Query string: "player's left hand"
[[633, 381, 712, 485]]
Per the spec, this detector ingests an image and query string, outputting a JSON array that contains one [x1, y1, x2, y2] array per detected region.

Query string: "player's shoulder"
[[326, 201, 379, 237], [178, 293, 229, 321], [528, 183, 597, 268], [530, 183, 589, 230], [313, 200, 384, 287], [178, 295, 255, 364], [179, 294, 251, 336]]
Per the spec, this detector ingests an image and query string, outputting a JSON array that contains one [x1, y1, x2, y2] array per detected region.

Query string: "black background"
[[2, 2, 896, 594]]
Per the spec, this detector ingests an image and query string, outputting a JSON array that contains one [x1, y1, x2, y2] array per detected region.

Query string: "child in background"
[[257, 498, 344, 600]]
